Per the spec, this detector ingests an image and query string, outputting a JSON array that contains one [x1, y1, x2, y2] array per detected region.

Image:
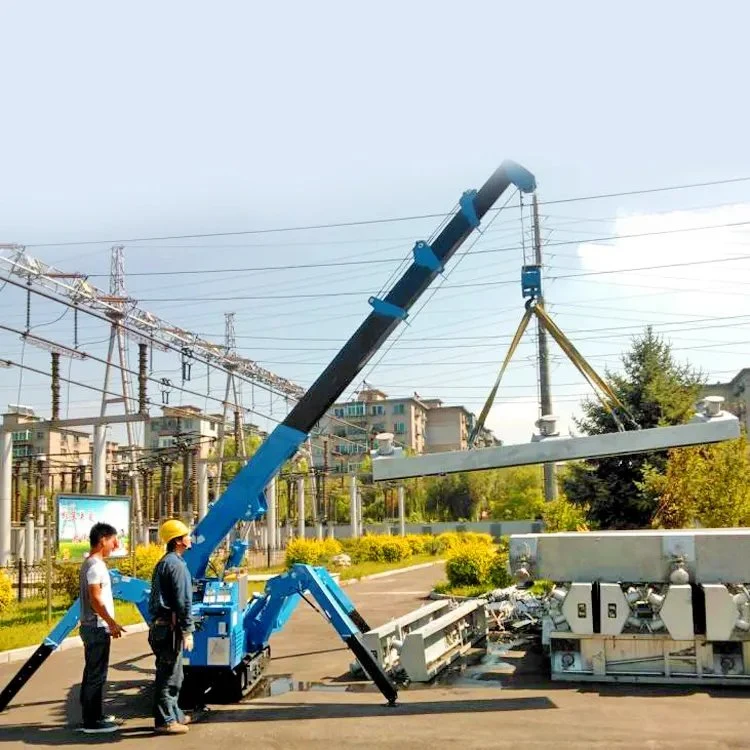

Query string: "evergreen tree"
[[563, 327, 703, 528]]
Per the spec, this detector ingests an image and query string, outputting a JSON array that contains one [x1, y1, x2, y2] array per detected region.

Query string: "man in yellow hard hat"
[[147, 519, 194, 735]]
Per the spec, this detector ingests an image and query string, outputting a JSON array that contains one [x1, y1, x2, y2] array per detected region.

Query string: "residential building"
[[3, 405, 92, 489], [700, 369, 750, 432], [145, 405, 220, 459], [314, 388, 497, 474]]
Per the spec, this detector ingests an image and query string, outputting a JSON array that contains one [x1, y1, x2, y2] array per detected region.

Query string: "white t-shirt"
[[84, 557, 115, 630]]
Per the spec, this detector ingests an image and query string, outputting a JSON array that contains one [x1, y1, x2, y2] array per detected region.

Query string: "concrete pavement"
[[1, 562, 750, 748]]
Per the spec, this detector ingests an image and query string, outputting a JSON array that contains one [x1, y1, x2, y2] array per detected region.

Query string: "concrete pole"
[[349, 474, 358, 539], [265, 477, 276, 551], [36, 520, 45, 562], [24, 514, 35, 566], [398, 485, 406, 537], [93, 425, 107, 495], [296, 476, 305, 539], [532, 194, 558, 502], [197, 461, 209, 521], [0, 431, 11, 565]]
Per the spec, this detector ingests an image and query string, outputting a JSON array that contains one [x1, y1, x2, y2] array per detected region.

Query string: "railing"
[[2, 561, 50, 602], [2, 548, 289, 602]]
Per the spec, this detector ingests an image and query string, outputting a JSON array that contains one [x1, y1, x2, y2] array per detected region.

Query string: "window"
[[370, 405, 384, 416], [393, 422, 406, 434], [347, 462, 362, 473], [393, 404, 405, 415], [11, 430, 31, 442], [334, 408, 344, 417], [344, 402, 365, 417], [36, 431, 44, 439], [336, 442, 368, 455]]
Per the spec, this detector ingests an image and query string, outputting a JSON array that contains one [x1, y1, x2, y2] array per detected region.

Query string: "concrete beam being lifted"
[[372, 411, 740, 482]]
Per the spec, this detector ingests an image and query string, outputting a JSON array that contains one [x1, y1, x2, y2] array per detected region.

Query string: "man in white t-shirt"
[[78, 522, 126, 734]]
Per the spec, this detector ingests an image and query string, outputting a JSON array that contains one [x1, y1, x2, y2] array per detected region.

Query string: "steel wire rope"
[[22, 175, 750, 249]]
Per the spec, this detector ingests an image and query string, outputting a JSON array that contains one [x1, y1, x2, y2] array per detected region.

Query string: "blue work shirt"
[[148, 551, 194, 633]]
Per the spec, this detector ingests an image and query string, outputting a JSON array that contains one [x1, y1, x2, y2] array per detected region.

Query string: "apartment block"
[[145, 405, 220, 459], [4, 405, 92, 481], [315, 388, 497, 474]]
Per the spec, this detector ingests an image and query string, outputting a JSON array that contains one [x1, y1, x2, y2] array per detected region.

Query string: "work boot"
[[155, 722, 189, 735]]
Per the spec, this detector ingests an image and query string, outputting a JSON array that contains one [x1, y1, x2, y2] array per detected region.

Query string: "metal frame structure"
[[0, 245, 304, 399]]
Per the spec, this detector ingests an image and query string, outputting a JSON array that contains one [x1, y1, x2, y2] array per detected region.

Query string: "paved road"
[[2, 562, 750, 749]]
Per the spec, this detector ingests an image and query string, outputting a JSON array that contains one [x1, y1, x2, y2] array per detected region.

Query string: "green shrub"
[[379, 537, 411, 562], [421, 535, 443, 555], [284, 539, 323, 568], [445, 544, 495, 587], [321, 537, 343, 558], [0, 569, 12, 613], [489, 553, 512, 588], [358, 537, 387, 562], [404, 534, 426, 555], [436, 531, 494, 554], [53, 562, 82, 603], [114, 544, 165, 581]]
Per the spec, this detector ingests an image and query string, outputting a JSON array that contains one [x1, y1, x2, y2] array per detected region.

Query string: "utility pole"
[[532, 194, 558, 501]]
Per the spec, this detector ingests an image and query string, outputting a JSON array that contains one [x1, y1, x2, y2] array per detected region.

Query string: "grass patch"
[[432, 580, 491, 598], [0, 598, 146, 652], [245, 563, 286, 575], [336, 553, 440, 581]]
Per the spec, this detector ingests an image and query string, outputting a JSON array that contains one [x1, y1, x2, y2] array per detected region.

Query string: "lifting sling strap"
[[468, 301, 638, 447]]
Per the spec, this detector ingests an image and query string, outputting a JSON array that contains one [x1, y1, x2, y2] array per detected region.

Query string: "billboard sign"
[[56, 494, 131, 562]]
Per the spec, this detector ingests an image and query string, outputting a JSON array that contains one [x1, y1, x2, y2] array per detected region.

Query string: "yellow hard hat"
[[160, 519, 190, 544]]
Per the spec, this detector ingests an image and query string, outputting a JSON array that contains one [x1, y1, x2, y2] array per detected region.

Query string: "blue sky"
[[2, 1, 750, 448]]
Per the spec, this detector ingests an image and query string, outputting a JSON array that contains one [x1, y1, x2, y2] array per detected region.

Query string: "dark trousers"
[[80, 625, 111, 728], [148, 623, 185, 727]]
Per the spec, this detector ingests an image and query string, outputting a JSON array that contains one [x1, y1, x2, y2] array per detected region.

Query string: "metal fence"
[[244, 548, 287, 570], [2, 548, 289, 603], [2, 561, 51, 602]]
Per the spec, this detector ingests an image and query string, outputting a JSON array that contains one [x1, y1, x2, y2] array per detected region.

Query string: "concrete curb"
[[0, 561, 445, 665]]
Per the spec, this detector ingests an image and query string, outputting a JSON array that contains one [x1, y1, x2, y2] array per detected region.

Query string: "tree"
[[425, 472, 475, 521], [563, 327, 703, 529], [216, 434, 263, 484], [542, 495, 590, 532], [486, 467, 545, 521], [641, 437, 750, 528]]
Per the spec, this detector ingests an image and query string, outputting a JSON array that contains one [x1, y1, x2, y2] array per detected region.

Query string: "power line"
[[21, 175, 750, 249], [59, 217, 750, 281], [132, 238, 750, 302], [0, 322, 403, 452]]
